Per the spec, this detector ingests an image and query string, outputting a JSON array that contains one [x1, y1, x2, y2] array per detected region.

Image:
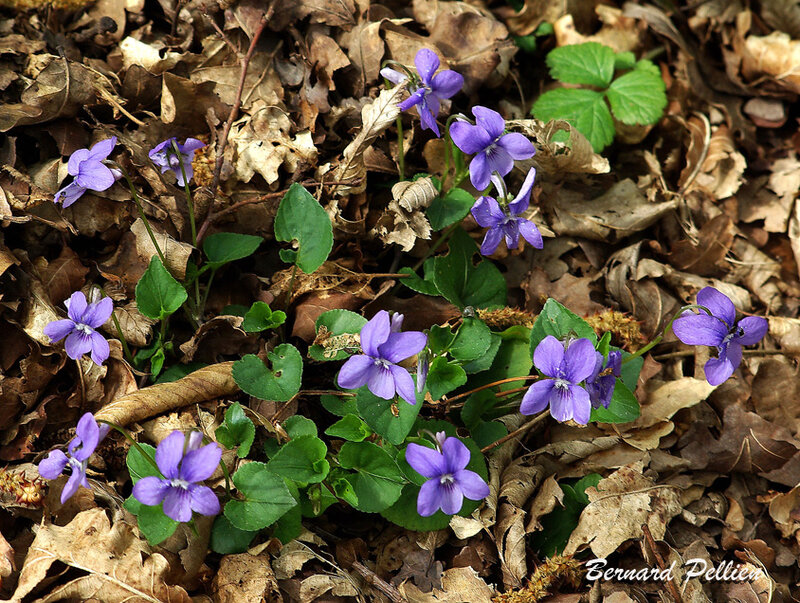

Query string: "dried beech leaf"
[[211, 551, 282, 602], [130, 218, 192, 280], [94, 362, 237, 426], [334, 85, 404, 195], [564, 462, 682, 557], [372, 199, 432, 252], [743, 32, 800, 93], [11, 508, 190, 602], [633, 378, 716, 430], [508, 118, 610, 175], [392, 177, 437, 212], [103, 302, 155, 347]]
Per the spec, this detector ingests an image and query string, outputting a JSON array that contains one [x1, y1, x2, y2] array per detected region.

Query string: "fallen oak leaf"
[[94, 362, 237, 427], [9, 508, 190, 602]]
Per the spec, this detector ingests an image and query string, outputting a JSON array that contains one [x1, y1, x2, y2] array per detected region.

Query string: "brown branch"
[[351, 561, 404, 603], [196, 3, 275, 245], [480, 411, 548, 454]]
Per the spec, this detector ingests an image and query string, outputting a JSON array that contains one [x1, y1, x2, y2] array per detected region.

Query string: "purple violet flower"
[[586, 350, 622, 409], [149, 137, 205, 186], [520, 336, 597, 425], [406, 432, 490, 516], [381, 48, 464, 137], [43, 291, 113, 366], [38, 412, 111, 503], [449, 107, 535, 190], [671, 287, 768, 386], [337, 310, 427, 405], [132, 430, 221, 523], [54, 137, 118, 207], [471, 168, 543, 256]]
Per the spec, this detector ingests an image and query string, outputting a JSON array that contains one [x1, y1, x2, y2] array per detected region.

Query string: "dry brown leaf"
[[564, 462, 682, 557], [508, 118, 609, 175], [32, 247, 88, 306], [103, 302, 155, 348], [230, 105, 316, 187], [553, 6, 643, 53], [0, 529, 14, 585], [211, 551, 282, 603], [130, 218, 192, 280], [10, 508, 190, 602], [118, 36, 183, 75], [690, 125, 746, 199], [399, 566, 494, 603], [743, 32, 800, 94], [94, 362, 237, 426], [392, 177, 437, 212], [494, 0, 566, 36], [632, 378, 716, 430], [669, 214, 735, 275], [272, 532, 327, 580], [372, 198, 432, 252], [547, 179, 679, 243], [333, 85, 404, 196], [271, 0, 357, 30]]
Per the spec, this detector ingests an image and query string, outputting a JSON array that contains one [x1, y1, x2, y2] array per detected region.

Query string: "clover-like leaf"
[[606, 65, 667, 125], [531, 88, 615, 153], [546, 42, 616, 88]]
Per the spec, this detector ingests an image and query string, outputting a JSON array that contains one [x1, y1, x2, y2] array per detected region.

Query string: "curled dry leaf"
[[392, 177, 437, 212], [333, 85, 404, 196], [632, 378, 716, 430], [10, 508, 191, 602], [743, 32, 800, 94], [94, 362, 237, 427], [508, 118, 609, 176], [372, 198, 433, 252], [564, 462, 682, 557]]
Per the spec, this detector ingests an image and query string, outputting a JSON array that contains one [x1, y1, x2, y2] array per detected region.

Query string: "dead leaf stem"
[[197, 2, 276, 245]]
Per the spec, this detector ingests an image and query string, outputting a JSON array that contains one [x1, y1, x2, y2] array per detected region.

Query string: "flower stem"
[[114, 163, 167, 267], [97, 420, 163, 476], [199, 268, 216, 319], [443, 375, 539, 405], [622, 304, 711, 365], [411, 223, 459, 272], [171, 140, 197, 249], [396, 116, 405, 180], [110, 311, 134, 363]]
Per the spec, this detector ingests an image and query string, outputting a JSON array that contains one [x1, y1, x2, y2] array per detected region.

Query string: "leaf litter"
[[1, 0, 800, 601]]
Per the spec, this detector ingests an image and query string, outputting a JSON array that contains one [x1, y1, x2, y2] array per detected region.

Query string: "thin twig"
[[652, 348, 796, 361], [642, 524, 683, 603], [351, 561, 404, 603], [481, 412, 548, 454], [196, 3, 275, 245]]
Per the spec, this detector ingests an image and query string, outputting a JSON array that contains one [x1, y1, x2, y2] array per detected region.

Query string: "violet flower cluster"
[[672, 287, 768, 385], [54, 137, 119, 207], [43, 291, 113, 366], [521, 336, 622, 424], [381, 49, 464, 137], [39, 412, 110, 503], [450, 106, 535, 191], [132, 430, 221, 523], [337, 311, 427, 405], [149, 137, 205, 186], [471, 168, 543, 256], [405, 432, 489, 517]]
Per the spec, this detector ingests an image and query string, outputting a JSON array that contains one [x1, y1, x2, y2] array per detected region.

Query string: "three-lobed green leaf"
[[545, 42, 616, 88], [606, 66, 667, 126], [532, 88, 614, 153]]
